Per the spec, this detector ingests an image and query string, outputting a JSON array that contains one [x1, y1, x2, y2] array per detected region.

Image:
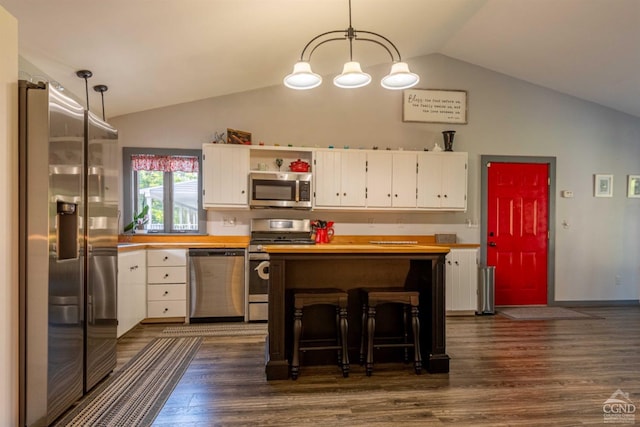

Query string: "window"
[[122, 148, 205, 234]]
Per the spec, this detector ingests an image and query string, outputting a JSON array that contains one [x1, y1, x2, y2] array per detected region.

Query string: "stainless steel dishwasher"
[[188, 248, 245, 322]]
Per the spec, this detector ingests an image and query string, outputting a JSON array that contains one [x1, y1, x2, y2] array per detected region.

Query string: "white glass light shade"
[[284, 62, 322, 90], [333, 61, 372, 88], [380, 62, 420, 90]]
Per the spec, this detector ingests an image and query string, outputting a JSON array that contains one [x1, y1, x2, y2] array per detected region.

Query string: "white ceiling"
[[3, 0, 639, 119]]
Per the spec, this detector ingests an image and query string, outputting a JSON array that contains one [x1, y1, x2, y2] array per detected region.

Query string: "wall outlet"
[[615, 275, 622, 286], [223, 217, 236, 227]]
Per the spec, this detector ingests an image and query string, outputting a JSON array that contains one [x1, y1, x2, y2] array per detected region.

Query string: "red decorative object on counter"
[[311, 220, 334, 244]]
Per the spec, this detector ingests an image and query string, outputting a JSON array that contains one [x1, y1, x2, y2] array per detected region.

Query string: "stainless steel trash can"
[[476, 265, 495, 315]]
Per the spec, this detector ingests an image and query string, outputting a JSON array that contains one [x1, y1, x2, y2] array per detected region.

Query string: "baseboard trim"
[[551, 300, 639, 307]]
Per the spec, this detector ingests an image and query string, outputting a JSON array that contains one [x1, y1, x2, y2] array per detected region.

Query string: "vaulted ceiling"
[[3, 0, 639, 119]]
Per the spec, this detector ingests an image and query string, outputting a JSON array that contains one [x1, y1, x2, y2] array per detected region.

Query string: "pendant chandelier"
[[283, 0, 420, 90]]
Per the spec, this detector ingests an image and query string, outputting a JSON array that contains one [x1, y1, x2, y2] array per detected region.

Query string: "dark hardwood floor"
[[116, 306, 640, 426]]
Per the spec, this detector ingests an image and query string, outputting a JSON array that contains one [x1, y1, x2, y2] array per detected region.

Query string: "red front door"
[[487, 162, 549, 305]]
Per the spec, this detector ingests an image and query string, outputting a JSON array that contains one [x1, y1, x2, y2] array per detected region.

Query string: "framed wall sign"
[[594, 174, 613, 197], [627, 175, 640, 198], [403, 89, 467, 124]]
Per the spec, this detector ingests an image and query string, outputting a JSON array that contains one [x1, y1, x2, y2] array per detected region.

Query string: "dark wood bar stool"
[[291, 288, 349, 380], [359, 288, 422, 376]]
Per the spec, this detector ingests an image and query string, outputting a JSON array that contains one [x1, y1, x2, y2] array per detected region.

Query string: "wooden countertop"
[[117, 234, 478, 252], [264, 243, 451, 254], [117, 235, 250, 252]]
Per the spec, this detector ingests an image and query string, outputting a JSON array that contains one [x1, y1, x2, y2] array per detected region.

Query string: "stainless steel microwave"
[[249, 171, 312, 209]]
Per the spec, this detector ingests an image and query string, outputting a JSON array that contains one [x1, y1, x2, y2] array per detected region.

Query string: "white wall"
[[1, 6, 19, 426], [111, 54, 640, 303]]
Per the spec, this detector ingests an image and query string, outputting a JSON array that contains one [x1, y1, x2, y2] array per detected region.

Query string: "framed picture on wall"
[[627, 175, 640, 198], [594, 174, 613, 197], [403, 89, 468, 124]]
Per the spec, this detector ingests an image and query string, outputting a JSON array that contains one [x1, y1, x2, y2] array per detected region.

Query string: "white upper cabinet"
[[202, 144, 250, 208], [314, 149, 367, 207], [417, 152, 467, 211], [367, 152, 417, 208], [199, 144, 466, 211]]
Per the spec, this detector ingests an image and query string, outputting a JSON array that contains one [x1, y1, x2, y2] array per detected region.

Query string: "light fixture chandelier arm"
[[298, 30, 347, 61], [356, 30, 403, 62]]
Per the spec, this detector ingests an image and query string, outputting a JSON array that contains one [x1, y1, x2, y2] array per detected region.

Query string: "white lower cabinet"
[[117, 250, 147, 337], [445, 248, 479, 313], [146, 249, 187, 319]]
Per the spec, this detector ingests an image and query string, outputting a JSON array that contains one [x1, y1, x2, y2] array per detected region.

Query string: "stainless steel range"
[[247, 219, 314, 321]]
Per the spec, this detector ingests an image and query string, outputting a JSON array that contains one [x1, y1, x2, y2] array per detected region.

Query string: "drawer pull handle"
[[163, 256, 169, 261], [163, 308, 169, 313]]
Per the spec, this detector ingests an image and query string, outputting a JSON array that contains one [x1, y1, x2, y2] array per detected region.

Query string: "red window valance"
[[131, 155, 199, 173]]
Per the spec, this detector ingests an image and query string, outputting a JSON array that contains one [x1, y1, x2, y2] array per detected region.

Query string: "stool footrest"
[[373, 343, 416, 349], [300, 345, 342, 352]]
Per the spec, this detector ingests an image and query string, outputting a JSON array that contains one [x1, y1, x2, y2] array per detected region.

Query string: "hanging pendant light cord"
[[347, 0, 354, 61], [75, 69, 93, 110], [93, 85, 109, 121]]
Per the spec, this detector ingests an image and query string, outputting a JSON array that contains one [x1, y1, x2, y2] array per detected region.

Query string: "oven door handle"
[[254, 260, 270, 280], [249, 253, 270, 261]]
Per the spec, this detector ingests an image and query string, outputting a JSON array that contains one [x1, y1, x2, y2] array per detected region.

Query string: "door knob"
[[488, 242, 497, 247]]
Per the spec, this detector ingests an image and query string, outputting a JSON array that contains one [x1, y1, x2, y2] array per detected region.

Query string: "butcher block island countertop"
[[264, 243, 451, 254], [264, 241, 451, 380]]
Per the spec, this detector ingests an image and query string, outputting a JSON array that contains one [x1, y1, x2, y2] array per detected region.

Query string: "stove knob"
[[257, 244, 263, 252]]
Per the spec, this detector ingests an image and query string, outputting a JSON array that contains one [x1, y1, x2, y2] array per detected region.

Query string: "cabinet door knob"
[[437, 194, 441, 198], [241, 190, 245, 194], [336, 193, 340, 196], [444, 194, 448, 198], [343, 193, 346, 196], [387, 194, 391, 197]]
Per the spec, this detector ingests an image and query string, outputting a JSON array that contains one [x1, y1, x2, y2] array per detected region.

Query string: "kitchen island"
[[264, 244, 451, 380]]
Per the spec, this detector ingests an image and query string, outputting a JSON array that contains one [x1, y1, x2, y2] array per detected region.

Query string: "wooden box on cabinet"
[[146, 249, 187, 321]]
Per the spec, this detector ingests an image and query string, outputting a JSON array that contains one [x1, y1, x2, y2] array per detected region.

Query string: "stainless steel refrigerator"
[[18, 80, 118, 426]]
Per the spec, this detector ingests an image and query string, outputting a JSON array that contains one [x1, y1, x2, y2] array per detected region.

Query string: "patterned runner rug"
[[161, 322, 268, 337], [498, 306, 598, 320], [54, 336, 201, 427]]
